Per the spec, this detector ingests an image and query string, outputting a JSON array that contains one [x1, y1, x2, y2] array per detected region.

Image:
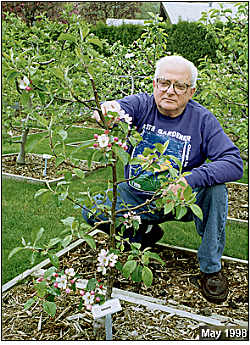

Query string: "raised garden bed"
[[2, 153, 101, 184], [1, 232, 248, 341]]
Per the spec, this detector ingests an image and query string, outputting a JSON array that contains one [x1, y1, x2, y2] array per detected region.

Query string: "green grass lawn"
[[159, 220, 248, 261], [2, 126, 248, 285]]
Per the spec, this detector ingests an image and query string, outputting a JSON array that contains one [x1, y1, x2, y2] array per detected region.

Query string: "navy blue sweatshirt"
[[117, 93, 243, 195]]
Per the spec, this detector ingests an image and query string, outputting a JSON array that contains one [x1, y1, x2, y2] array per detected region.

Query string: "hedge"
[[91, 20, 219, 66]]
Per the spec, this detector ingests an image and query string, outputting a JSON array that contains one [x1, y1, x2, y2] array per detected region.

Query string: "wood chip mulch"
[[2, 232, 248, 341]]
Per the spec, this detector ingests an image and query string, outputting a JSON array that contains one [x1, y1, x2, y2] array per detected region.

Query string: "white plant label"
[[92, 298, 122, 319]]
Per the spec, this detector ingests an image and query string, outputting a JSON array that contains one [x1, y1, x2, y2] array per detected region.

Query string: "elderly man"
[[83, 55, 243, 303]]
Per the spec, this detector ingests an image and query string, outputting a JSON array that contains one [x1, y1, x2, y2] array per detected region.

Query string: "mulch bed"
[[2, 153, 248, 221], [2, 232, 248, 341]]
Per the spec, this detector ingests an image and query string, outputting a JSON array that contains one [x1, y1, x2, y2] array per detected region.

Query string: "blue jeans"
[[82, 182, 228, 274]]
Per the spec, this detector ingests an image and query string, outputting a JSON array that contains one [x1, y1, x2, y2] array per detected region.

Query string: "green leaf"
[[52, 67, 64, 80], [122, 260, 137, 279], [43, 301, 57, 317], [87, 37, 103, 49], [47, 237, 61, 248], [113, 145, 129, 165], [183, 185, 193, 201], [190, 204, 203, 221], [86, 278, 98, 291], [55, 156, 65, 167], [164, 201, 175, 215], [24, 298, 36, 310], [131, 264, 143, 282], [34, 227, 45, 244], [61, 234, 72, 248], [79, 25, 90, 40], [8, 247, 26, 260], [175, 205, 188, 220], [7, 70, 19, 81], [143, 251, 165, 265], [142, 266, 153, 287], [48, 253, 59, 268], [73, 168, 85, 179], [35, 281, 47, 298], [82, 234, 96, 249], [61, 217, 75, 228], [20, 91, 30, 107], [58, 33, 76, 43]]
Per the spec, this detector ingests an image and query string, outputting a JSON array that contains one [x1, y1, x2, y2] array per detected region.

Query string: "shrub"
[[91, 20, 219, 67]]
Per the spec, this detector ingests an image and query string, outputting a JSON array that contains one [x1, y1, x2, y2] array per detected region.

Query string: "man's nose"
[[166, 83, 175, 94]]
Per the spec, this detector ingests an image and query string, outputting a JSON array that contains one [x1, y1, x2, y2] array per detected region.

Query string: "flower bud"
[[94, 134, 99, 139], [96, 297, 100, 302], [90, 290, 95, 295]]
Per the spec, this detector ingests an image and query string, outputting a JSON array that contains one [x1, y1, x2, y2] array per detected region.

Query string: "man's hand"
[[92, 101, 121, 122], [163, 176, 188, 200]]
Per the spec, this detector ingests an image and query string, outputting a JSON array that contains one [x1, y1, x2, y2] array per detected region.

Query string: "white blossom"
[[65, 268, 75, 277], [119, 112, 133, 125], [19, 76, 30, 89], [82, 291, 95, 306], [125, 53, 135, 59], [56, 275, 68, 289], [97, 134, 109, 148]]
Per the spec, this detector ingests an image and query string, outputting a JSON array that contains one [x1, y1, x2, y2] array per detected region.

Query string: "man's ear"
[[153, 79, 156, 88], [190, 87, 196, 99]]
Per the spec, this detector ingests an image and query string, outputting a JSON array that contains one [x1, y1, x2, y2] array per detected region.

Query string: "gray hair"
[[154, 55, 198, 88]]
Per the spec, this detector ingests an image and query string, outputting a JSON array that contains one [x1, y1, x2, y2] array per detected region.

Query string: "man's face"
[[153, 62, 196, 117]]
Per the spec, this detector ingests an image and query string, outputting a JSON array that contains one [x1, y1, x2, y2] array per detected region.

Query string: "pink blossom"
[[65, 288, 71, 294], [94, 134, 99, 139], [114, 137, 119, 142], [90, 290, 95, 295], [96, 297, 101, 302], [80, 290, 85, 296], [86, 304, 92, 311], [36, 277, 43, 283], [54, 282, 59, 288]]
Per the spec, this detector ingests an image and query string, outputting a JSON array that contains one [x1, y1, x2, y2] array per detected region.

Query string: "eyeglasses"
[[156, 78, 191, 95]]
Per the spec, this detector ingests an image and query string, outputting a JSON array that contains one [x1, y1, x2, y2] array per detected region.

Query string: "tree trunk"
[[16, 127, 29, 165]]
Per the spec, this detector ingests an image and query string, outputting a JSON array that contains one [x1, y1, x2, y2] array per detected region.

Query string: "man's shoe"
[[140, 224, 164, 250], [200, 270, 228, 303]]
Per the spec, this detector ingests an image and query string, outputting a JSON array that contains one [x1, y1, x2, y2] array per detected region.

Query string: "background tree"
[[75, 2, 141, 24], [1, 1, 66, 25], [195, 3, 248, 161]]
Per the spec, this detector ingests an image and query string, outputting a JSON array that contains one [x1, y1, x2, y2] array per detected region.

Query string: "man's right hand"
[[92, 101, 121, 122]]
